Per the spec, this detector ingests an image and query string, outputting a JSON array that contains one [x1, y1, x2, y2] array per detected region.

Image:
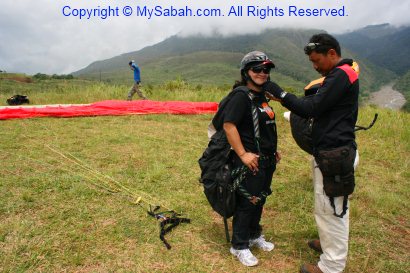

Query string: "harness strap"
[[148, 206, 191, 250], [226, 88, 273, 206], [231, 155, 275, 206], [329, 195, 349, 218], [355, 113, 378, 132]]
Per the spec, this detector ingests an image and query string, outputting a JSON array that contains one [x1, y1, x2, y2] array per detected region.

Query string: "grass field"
[[0, 77, 409, 272]]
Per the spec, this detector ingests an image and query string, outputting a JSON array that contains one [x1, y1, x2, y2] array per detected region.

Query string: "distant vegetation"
[[394, 71, 410, 111], [33, 73, 74, 80]]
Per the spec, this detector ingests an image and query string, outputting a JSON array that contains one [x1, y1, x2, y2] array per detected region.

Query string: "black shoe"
[[308, 239, 323, 253]]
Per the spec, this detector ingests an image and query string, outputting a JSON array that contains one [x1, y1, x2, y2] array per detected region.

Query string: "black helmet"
[[240, 51, 275, 71]]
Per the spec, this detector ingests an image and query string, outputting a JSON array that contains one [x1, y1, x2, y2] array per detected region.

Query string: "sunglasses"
[[250, 66, 271, 74], [304, 42, 322, 54]]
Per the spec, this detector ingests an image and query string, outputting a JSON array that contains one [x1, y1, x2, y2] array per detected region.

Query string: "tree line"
[[33, 73, 74, 80]]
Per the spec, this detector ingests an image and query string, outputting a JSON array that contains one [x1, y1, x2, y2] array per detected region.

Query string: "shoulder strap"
[[235, 87, 261, 153], [247, 91, 260, 152]]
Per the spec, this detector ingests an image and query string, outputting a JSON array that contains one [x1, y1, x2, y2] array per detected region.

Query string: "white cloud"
[[0, 0, 409, 74]]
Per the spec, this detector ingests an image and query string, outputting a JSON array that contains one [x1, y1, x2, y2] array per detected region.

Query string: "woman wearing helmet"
[[223, 51, 281, 266]]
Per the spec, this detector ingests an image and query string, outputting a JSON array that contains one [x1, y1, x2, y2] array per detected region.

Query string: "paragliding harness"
[[7, 94, 30, 105], [148, 205, 191, 250], [292, 111, 378, 218], [315, 114, 378, 218], [198, 86, 270, 242]]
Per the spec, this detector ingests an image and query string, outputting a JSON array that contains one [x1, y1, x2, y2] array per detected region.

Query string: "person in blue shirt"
[[127, 60, 147, 100]]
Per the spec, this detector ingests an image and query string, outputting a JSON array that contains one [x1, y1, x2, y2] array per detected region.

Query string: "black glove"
[[262, 81, 284, 99]]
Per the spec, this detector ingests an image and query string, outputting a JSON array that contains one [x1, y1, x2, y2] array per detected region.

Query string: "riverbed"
[[368, 83, 406, 110]]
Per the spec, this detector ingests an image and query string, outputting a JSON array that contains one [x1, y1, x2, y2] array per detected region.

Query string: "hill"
[[336, 24, 410, 76], [73, 28, 395, 98]]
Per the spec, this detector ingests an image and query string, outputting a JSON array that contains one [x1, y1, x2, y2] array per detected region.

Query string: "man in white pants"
[[312, 151, 358, 273], [263, 33, 360, 273], [283, 109, 359, 273]]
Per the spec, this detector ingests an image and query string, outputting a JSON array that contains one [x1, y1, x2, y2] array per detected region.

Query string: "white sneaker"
[[230, 247, 258, 267], [249, 235, 275, 252]]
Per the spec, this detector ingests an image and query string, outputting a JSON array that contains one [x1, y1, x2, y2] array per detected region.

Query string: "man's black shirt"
[[282, 59, 359, 151]]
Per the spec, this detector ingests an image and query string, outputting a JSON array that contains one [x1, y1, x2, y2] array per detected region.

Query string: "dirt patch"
[[3, 76, 33, 83]]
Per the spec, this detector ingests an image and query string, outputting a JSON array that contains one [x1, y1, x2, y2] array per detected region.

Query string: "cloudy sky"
[[0, 0, 409, 74]]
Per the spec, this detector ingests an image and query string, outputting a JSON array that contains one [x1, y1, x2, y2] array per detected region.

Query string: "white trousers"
[[312, 151, 359, 273]]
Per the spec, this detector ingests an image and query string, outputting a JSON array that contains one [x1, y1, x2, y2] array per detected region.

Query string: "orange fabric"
[[304, 77, 324, 91]]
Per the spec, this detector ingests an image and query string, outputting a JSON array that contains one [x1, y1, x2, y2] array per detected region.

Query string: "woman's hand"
[[223, 122, 260, 173], [239, 152, 259, 173]]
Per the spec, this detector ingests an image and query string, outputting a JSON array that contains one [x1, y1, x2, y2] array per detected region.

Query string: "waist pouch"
[[315, 145, 356, 197]]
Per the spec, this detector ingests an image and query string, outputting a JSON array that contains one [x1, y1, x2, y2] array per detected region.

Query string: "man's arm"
[[264, 70, 349, 118]]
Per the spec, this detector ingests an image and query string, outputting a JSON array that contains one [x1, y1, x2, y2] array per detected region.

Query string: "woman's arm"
[[223, 122, 259, 172]]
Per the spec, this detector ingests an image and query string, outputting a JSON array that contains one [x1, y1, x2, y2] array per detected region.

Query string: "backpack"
[[290, 96, 314, 155], [199, 129, 235, 218], [7, 94, 30, 105], [198, 86, 259, 242]]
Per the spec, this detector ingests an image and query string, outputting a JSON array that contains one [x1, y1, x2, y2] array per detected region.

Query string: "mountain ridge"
[[73, 26, 406, 96]]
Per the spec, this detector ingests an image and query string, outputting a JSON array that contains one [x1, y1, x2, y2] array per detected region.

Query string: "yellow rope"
[[44, 144, 170, 210], [17, 120, 172, 211]]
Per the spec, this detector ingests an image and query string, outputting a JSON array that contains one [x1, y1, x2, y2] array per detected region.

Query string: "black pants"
[[231, 158, 275, 250]]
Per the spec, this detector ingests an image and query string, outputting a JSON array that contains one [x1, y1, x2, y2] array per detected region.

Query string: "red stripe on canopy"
[[0, 100, 218, 120]]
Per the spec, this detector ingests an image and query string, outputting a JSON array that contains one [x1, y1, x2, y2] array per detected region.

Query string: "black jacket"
[[282, 59, 359, 151]]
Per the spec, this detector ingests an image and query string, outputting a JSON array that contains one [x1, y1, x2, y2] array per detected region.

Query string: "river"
[[368, 83, 406, 110]]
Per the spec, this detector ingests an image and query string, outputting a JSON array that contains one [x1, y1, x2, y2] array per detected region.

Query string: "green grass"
[[0, 75, 228, 105], [0, 77, 409, 272]]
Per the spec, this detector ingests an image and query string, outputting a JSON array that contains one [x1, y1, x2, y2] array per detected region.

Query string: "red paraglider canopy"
[[0, 100, 218, 120]]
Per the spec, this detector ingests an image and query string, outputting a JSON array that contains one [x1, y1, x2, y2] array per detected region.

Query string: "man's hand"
[[262, 81, 284, 99]]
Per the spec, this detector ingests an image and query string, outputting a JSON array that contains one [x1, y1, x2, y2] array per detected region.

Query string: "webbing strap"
[[148, 206, 191, 250], [247, 92, 261, 153], [329, 195, 349, 218], [231, 156, 274, 206], [354, 113, 378, 132]]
